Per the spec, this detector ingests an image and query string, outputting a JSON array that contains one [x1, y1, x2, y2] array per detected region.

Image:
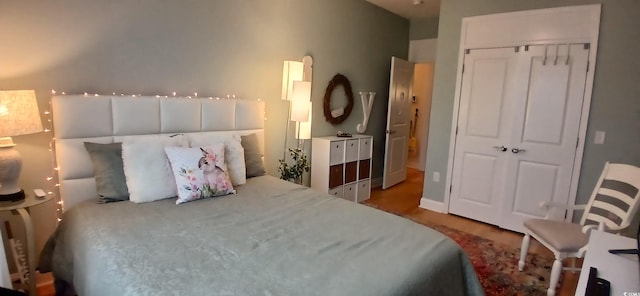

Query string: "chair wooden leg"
[[518, 233, 530, 271], [547, 257, 563, 296]]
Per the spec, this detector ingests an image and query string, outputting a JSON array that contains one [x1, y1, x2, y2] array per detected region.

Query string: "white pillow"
[[165, 144, 236, 204], [188, 133, 246, 186], [122, 135, 188, 203]]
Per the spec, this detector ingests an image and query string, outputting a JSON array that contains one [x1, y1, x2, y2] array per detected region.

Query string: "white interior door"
[[382, 57, 414, 189], [448, 48, 519, 225], [500, 44, 590, 232]]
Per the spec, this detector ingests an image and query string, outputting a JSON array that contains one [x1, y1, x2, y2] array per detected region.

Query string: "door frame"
[[407, 63, 434, 172], [441, 5, 601, 222]]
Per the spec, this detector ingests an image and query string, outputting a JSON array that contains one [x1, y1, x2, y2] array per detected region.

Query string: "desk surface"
[[576, 231, 639, 295]]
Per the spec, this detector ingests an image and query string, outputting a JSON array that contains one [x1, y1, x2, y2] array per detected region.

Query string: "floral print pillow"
[[165, 144, 236, 204]]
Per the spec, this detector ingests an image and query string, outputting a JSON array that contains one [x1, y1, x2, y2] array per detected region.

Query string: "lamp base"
[[0, 189, 25, 202]]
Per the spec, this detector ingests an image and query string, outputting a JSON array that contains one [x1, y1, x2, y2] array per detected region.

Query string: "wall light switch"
[[594, 131, 605, 144]]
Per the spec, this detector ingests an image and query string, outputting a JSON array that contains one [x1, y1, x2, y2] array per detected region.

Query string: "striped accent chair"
[[518, 162, 640, 296]]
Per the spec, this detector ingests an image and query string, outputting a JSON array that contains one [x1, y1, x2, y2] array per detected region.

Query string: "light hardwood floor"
[[366, 167, 579, 296], [36, 168, 579, 295]]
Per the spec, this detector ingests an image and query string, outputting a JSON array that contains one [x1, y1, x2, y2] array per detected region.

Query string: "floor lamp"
[[281, 56, 313, 159], [281, 61, 304, 159]]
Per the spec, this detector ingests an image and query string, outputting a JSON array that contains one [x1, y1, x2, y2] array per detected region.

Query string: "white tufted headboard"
[[52, 95, 265, 210]]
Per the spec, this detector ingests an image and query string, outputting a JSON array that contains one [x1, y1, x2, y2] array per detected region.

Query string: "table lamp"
[[0, 90, 43, 202]]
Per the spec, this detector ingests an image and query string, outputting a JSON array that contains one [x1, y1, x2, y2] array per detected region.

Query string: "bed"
[[40, 95, 483, 296]]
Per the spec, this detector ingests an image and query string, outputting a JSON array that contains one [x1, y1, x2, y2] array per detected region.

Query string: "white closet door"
[[448, 48, 519, 225], [499, 44, 590, 232]]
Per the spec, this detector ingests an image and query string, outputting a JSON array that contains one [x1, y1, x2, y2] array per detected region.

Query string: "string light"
[[47, 90, 63, 222]]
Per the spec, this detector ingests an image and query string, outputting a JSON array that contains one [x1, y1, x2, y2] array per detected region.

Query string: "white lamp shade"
[[282, 61, 304, 101], [291, 80, 311, 102], [290, 100, 311, 122], [0, 90, 43, 137], [295, 105, 312, 140]]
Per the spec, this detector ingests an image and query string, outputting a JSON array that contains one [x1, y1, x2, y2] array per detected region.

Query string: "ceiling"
[[366, 0, 440, 20]]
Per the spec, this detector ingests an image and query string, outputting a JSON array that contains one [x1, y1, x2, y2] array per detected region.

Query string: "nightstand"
[[0, 194, 53, 296]]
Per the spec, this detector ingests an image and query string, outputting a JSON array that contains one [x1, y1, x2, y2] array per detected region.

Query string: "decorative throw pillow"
[[83, 142, 129, 202], [121, 135, 188, 203], [240, 133, 266, 178], [165, 144, 236, 204], [188, 133, 246, 186]]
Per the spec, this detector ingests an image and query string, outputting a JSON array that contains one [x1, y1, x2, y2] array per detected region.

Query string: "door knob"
[[511, 148, 526, 153], [492, 145, 508, 152]]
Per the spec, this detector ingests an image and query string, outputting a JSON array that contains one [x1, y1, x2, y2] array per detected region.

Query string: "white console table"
[[575, 230, 639, 295]]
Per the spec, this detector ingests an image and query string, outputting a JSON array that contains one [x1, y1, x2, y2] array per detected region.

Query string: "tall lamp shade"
[[291, 100, 311, 123], [295, 104, 312, 140], [290, 80, 312, 123], [290, 80, 312, 141], [282, 61, 304, 101], [0, 90, 43, 201]]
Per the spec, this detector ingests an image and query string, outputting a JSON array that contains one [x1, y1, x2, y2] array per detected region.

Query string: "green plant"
[[278, 148, 310, 184]]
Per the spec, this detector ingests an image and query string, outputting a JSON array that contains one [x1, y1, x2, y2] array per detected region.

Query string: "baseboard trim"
[[419, 197, 446, 213]]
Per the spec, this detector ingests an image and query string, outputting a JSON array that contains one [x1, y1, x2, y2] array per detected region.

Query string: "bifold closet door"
[[448, 48, 519, 225], [449, 44, 590, 232], [500, 44, 590, 232]]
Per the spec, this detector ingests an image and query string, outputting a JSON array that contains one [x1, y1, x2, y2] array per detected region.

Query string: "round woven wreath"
[[323, 73, 354, 124]]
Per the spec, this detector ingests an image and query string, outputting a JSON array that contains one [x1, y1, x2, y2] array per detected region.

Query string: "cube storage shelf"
[[311, 135, 373, 202]]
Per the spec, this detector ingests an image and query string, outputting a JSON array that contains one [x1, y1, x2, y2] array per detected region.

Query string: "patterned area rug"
[[366, 205, 556, 295], [422, 223, 553, 295]]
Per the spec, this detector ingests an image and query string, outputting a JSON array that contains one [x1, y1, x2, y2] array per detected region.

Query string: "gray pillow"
[[84, 142, 129, 202], [240, 134, 266, 178]]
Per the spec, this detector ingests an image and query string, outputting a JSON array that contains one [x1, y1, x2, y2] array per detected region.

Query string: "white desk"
[[576, 231, 639, 295]]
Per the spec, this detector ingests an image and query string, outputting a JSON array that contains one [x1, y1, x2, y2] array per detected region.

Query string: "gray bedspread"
[[42, 176, 483, 296]]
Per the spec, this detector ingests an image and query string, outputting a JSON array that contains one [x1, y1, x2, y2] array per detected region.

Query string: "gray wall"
[[409, 17, 439, 40], [0, 0, 408, 258], [424, 0, 640, 213]]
